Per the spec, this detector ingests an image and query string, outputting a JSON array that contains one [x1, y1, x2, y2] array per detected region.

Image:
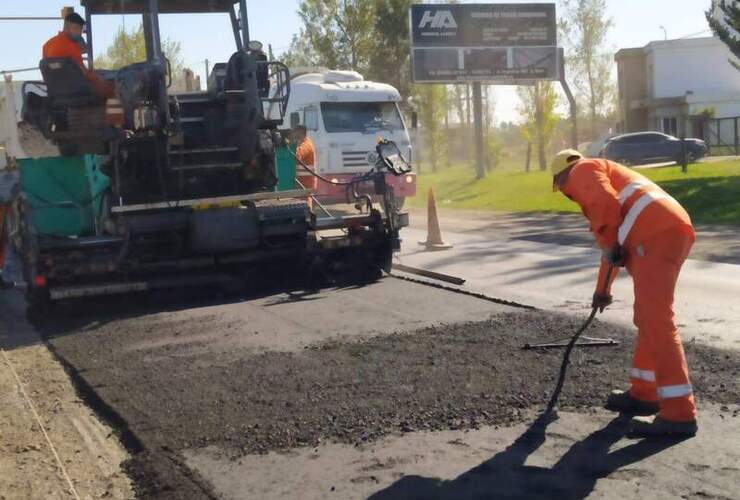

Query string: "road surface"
[[403, 208, 740, 350], [0, 209, 738, 499]]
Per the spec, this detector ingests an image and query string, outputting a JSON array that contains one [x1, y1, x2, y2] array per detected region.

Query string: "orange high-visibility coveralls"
[[42, 32, 114, 99], [561, 158, 696, 422], [295, 136, 318, 191]]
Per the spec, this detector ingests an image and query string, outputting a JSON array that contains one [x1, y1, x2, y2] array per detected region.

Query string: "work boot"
[[628, 416, 698, 438], [605, 390, 659, 416]]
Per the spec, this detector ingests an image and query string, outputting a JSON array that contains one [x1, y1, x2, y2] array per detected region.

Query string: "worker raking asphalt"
[[549, 150, 700, 437]]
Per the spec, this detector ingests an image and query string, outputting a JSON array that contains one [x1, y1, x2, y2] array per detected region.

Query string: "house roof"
[[616, 37, 722, 60]]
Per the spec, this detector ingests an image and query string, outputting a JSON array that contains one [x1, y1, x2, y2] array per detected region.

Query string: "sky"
[[0, 0, 712, 123]]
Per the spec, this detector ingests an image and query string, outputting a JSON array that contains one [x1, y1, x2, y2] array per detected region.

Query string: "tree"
[[449, 85, 469, 128], [281, 30, 321, 69], [560, 0, 615, 138], [297, 0, 376, 74], [95, 24, 183, 74], [517, 82, 560, 171], [367, 0, 414, 103], [412, 84, 448, 172], [707, 0, 740, 69]]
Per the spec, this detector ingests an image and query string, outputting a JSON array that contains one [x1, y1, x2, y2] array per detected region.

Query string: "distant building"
[[170, 68, 202, 93], [615, 37, 740, 139]]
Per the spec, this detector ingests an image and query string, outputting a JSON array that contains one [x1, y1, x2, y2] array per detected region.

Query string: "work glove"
[[592, 293, 613, 313], [604, 245, 626, 267]]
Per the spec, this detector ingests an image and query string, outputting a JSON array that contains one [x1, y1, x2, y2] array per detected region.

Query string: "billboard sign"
[[410, 3, 559, 84]]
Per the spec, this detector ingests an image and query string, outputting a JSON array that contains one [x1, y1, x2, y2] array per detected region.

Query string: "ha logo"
[[418, 10, 458, 29]]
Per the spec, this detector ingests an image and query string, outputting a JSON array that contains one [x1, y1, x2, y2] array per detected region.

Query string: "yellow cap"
[[551, 149, 583, 177]]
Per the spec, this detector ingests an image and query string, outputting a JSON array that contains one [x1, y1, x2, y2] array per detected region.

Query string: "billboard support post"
[[559, 48, 578, 148], [472, 82, 486, 179]]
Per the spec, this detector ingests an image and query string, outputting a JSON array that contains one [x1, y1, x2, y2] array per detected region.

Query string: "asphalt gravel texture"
[[35, 296, 740, 499]]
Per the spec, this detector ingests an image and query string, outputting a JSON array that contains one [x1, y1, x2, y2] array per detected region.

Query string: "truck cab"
[[283, 70, 416, 205]]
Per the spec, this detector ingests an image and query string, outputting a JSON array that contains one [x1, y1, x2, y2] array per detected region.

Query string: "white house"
[[615, 37, 740, 144]]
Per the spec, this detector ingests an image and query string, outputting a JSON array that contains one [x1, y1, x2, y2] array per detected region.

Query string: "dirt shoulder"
[[0, 293, 133, 500]]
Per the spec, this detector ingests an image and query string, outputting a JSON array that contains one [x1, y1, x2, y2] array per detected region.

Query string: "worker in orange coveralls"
[[292, 125, 317, 208], [42, 12, 114, 99], [551, 149, 697, 437]]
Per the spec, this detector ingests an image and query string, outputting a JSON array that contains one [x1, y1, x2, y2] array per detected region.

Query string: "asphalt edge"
[[42, 333, 220, 499]]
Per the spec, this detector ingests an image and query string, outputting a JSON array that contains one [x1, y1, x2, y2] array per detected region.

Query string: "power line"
[[0, 17, 60, 21]]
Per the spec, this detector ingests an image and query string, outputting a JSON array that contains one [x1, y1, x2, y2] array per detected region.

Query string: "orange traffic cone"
[[419, 188, 452, 251]]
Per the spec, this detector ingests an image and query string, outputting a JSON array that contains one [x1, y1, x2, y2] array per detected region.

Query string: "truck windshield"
[[321, 102, 404, 133]]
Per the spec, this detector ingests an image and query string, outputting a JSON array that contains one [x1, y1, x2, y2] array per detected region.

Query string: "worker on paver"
[[292, 125, 318, 205], [42, 12, 114, 99], [551, 149, 697, 437]]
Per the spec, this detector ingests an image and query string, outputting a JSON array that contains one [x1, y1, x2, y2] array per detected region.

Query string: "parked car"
[[602, 132, 707, 166]]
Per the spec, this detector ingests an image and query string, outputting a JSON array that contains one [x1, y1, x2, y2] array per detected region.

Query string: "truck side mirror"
[[290, 112, 300, 129], [304, 106, 319, 131], [411, 112, 418, 130]]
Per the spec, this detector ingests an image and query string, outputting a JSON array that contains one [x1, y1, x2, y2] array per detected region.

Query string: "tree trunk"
[[535, 83, 547, 171], [587, 59, 597, 139], [466, 85, 471, 128]]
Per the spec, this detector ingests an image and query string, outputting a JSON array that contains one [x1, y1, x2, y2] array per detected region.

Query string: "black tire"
[[674, 153, 694, 164]]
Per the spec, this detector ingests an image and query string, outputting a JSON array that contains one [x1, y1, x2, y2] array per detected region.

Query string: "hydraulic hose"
[[288, 148, 374, 187], [544, 264, 616, 415]]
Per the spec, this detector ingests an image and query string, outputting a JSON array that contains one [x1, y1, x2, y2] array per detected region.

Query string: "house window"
[[662, 117, 678, 136]]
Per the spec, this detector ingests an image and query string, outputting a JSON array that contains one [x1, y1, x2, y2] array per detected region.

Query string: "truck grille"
[[342, 151, 370, 168]]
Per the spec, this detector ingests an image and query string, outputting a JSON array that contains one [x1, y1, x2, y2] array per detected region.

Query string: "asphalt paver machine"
[[13, 0, 409, 306]]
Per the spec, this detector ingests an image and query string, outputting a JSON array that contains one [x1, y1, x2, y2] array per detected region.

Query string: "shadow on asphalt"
[[6, 270, 382, 350], [368, 413, 688, 500], [410, 208, 740, 265], [403, 238, 599, 288]]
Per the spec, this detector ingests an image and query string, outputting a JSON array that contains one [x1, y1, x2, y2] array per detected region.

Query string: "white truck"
[[281, 69, 416, 205]]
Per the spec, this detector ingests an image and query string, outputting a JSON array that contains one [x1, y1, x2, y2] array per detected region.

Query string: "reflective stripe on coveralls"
[[630, 368, 656, 382], [658, 384, 693, 399], [617, 181, 677, 246]]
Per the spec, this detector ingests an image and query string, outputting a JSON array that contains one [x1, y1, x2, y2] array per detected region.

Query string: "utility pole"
[[204, 58, 210, 78]]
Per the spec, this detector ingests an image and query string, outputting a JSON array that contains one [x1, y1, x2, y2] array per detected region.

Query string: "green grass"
[[409, 160, 740, 225]]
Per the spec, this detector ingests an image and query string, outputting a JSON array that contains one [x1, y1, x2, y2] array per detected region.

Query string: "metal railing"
[[701, 116, 740, 156]]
